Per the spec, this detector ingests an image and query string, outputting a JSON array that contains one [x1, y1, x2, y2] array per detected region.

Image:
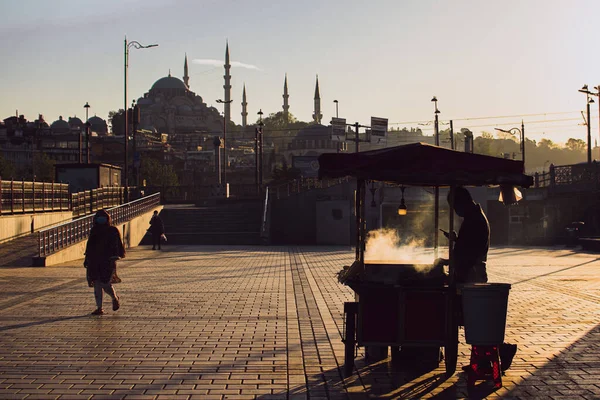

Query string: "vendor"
[[444, 186, 489, 284], [442, 186, 517, 374]]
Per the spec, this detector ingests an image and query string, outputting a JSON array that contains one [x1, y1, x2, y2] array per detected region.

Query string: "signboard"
[[370, 116, 388, 145], [292, 155, 320, 178], [331, 117, 346, 142]]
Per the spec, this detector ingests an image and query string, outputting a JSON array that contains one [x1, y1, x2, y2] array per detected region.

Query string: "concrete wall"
[[270, 182, 354, 245], [0, 211, 74, 244], [34, 206, 163, 267]]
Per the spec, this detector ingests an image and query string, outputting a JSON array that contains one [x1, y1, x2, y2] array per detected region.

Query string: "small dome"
[[151, 76, 187, 91], [137, 97, 153, 106], [50, 116, 70, 132], [87, 116, 106, 125]]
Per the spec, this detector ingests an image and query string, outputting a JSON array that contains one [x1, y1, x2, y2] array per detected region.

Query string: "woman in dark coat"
[[149, 210, 165, 250], [84, 209, 125, 315]]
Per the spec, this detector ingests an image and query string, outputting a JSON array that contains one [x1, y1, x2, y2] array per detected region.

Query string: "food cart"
[[317, 143, 533, 377]]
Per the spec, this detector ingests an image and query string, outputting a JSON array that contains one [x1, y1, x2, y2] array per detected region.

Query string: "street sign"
[[370, 116, 388, 145], [331, 117, 346, 142]]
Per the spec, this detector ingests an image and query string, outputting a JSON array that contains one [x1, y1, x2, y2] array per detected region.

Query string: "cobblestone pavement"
[[0, 246, 599, 399]]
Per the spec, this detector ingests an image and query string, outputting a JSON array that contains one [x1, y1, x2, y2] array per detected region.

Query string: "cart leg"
[[343, 302, 358, 377], [445, 293, 459, 377]]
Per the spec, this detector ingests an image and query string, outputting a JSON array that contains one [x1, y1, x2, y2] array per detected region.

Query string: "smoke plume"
[[364, 228, 434, 269]]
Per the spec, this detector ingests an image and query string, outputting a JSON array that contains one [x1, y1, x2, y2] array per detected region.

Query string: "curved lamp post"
[[494, 121, 526, 168], [124, 37, 157, 200], [579, 85, 597, 164]]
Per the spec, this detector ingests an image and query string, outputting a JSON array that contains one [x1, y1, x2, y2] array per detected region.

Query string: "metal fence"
[[38, 192, 160, 257], [142, 183, 259, 203], [71, 187, 125, 217], [0, 178, 70, 215], [534, 163, 600, 189], [268, 177, 351, 199]]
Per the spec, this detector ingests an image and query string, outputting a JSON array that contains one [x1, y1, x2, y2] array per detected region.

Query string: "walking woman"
[[84, 209, 126, 315]]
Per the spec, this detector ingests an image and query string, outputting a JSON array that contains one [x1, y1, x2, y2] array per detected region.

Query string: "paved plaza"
[[0, 245, 599, 399]]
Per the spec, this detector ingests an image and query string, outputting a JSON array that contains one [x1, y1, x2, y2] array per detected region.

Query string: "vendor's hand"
[[441, 229, 457, 241], [434, 258, 449, 267]]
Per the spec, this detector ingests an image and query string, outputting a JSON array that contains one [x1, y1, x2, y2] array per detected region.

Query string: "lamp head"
[[590, 98, 595, 104], [579, 84, 590, 94], [397, 199, 407, 216]]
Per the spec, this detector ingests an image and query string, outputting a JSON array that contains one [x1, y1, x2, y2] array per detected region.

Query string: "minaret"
[[223, 41, 232, 126], [312, 75, 322, 124], [241, 84, 248, 128], [283, 74, 290, 122], [183, 53, 189, 88]]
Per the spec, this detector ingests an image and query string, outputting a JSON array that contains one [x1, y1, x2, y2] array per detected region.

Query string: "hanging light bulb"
[[397, 186, 407, 216]]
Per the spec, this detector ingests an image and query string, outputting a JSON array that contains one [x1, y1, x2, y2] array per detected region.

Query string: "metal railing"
[[71, 187, 125, 217], [534, 163, 600, 189], [268, 176, 351, 199], [38, 192, 160, 257], [0, 178, 70, 215], [142, 184, 259, 203]]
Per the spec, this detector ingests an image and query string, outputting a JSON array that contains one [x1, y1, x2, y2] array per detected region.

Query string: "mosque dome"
[[151, 75, 187, 91], [50, 116, 70, 133]]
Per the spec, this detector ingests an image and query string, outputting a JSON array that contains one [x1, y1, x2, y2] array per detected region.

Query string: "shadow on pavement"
[[0, 314, 90, 332]]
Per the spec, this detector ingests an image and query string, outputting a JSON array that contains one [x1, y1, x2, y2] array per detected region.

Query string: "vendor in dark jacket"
[[448, 186, 489, 284], [441, 186, 517, 374]]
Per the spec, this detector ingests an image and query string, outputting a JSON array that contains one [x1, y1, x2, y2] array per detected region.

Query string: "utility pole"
[[521, 120, 526, 168], [216, 99, 234, 184], [449, 120, 454, 150]]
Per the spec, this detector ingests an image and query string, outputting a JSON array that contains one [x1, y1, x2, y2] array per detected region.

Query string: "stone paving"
[[0, 245, 599, 399]]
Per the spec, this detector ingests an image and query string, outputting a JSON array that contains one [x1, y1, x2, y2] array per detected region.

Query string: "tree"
[[139, 157, 178, 187], [566, 138, 586, 152], [108, 109, 125, 135]]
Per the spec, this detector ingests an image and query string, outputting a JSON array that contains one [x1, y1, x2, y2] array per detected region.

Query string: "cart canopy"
[[318, 142, 533, 187]]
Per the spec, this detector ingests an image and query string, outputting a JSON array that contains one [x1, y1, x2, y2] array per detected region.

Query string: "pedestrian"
[[149, 210, 165, 250], [84, 209, 125, 316], [440, 186, 517, 373]]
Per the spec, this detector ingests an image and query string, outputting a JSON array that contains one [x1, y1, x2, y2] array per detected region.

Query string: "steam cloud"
[[192, 59, 262, 71], [364, 228, 434, 269]]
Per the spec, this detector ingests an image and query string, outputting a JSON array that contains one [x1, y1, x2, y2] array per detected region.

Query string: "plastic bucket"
[[461, 283, 511, 345]]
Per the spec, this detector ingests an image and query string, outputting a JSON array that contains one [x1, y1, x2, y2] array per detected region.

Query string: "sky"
[[1, 0, 600, 146]]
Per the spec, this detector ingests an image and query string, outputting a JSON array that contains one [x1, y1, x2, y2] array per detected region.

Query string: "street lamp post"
[[431, 96, 440, 258], [83, 102, 90, 163], [256, 109, 264, 197], [579, 85, 596, 164], [333, 100, 339, 118], [494, 121, 526, 168], [124, 37, 157, 201], [216, 99, 233, 184]]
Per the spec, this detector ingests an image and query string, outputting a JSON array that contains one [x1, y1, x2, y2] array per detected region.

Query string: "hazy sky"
[[1, 0, 599, 145]]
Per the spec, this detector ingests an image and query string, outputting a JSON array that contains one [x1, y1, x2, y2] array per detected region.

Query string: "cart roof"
[[318, 142, 533, 187]]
